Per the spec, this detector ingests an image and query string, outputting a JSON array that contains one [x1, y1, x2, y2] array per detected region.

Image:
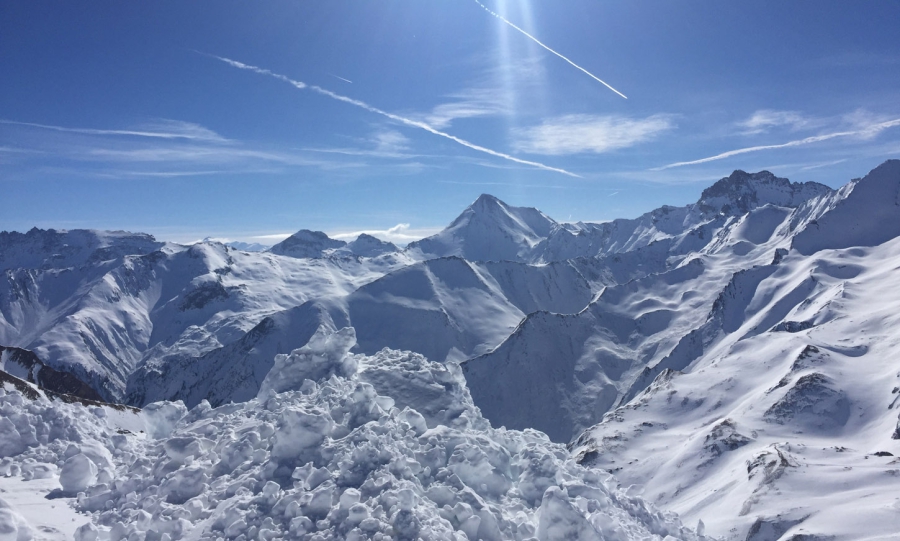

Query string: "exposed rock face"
[[0, 346, 104, 402], [697, 170, 832, 216]]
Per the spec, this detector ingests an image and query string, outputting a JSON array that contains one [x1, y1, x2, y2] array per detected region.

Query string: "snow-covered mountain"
[[2, 160, 899, 540], [406, 194, 557, 262], [0, 239, 395, 402], [269, 230, 400, 259], [269, 229, 349, 258]]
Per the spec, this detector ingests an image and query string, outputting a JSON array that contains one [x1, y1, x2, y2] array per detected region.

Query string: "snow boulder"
[[0, 499, 32, 541], [258, 326, 358, 396], [0, 419, 25, 458], [142, 401, 187, 439], [59, 453, 98, 494]]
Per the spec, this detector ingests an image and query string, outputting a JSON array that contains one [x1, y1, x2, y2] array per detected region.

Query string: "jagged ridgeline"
[[1, 160, 900, 540]]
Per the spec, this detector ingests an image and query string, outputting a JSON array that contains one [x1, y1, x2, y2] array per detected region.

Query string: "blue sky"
[[2, 1, 899, 244]]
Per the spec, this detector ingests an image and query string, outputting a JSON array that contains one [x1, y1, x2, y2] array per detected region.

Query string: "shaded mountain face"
[[269, 230, 401, 259], [0, 228, 162, 273], [268, 229, 347, 259], [696, 169, 832, 216], [338, 233, 399, 258]]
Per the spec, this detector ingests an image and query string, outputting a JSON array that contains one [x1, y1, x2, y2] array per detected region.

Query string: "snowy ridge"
[[0, 327, 705, 541], [0, 238, 402, 402]]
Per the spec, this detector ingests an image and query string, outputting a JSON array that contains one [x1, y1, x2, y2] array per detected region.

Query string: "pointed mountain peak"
[[407, 194, 557, 262], [472, 193, 502, 207]]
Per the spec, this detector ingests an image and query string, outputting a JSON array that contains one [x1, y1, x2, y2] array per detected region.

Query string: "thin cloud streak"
[[800, 159, 848, 171], [330, 74, 353, 84], [331, 223, 441, 245], [472, 0, 627, 99], [655, 117, 900, 170], [208, 54, 579, 177], [0, 119, 228, 142]]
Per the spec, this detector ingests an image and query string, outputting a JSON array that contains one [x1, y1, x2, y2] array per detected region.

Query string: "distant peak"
[[269, 229, 346, 258], [287, 229, 332, 241], [698, 170, 832, 215]]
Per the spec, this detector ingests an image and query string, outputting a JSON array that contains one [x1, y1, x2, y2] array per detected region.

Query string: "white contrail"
[[472, 0, 627, 100], [330, 74, 353, 84], [654, 118, 900, 170], [0, 119, 227, 142], [209, 55, 579, 177]]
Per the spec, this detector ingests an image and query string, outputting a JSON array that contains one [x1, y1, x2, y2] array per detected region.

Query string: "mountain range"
[[2, 159, 899, 540]]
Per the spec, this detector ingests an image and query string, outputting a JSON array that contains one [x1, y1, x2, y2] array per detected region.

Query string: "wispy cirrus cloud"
[[330, 223, 440, 245], [420, 87, 511, 129], [0, 117, 369, 177], [513, 114, 674, 155], [737, 110, 816, 135], [0, 118, 229, 143], [372, 130, 411, 153], [209, 54, 579, 177], [656, 114, 900, 170]]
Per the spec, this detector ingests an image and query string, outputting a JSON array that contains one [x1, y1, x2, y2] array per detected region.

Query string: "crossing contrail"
[[330, 74, 353, 84], [208, 54, 579, 177], [472, 0, 627, 99]]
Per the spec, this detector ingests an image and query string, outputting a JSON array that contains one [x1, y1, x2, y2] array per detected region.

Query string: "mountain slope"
[[347, 257, 594, 363], [571, 232, 900, 541]]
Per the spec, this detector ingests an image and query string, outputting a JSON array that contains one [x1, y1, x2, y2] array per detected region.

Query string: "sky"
[[2, 0, 900, 245]]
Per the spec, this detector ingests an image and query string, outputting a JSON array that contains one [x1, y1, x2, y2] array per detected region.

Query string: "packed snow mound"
[[258, 326, 359, 395], [0, 328, 704, 541], [0, 497, 34, 541], [269, 230, 348, 259]]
